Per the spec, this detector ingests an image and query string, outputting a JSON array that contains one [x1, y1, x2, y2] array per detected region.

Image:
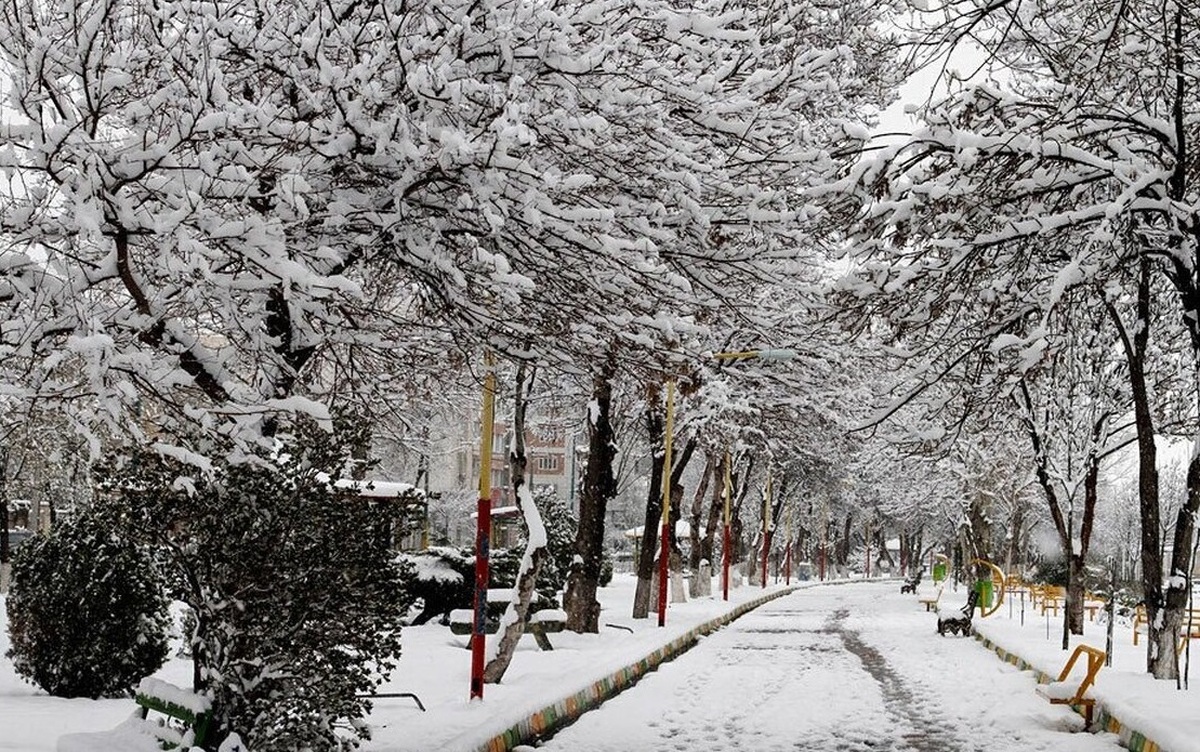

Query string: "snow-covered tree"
[[833, 0, 1200, 678]]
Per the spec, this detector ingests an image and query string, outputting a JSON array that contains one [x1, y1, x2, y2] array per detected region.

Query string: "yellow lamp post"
[[656, 347, 796, 618], [656, 380, 676, 627], [470, 358, 496, 700]]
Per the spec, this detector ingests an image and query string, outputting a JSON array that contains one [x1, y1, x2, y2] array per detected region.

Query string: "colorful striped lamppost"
[[470, 357, 496, 700], [656, 380, 676, 627]]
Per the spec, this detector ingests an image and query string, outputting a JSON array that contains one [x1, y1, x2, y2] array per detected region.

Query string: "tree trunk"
[[667, 439, 696, 568], [632, 387, 664, 619], [687, 452, 715, 598], [485, 362, 547, 684], [1108, 255, 1169, 676], [1161, 449, 1200, 678], [838, 514, 852, 568], [1007, 501, 1025, 577], [877, 528, 895, 569], [564, 361, 618, 633], [700, 453, 724, 591]]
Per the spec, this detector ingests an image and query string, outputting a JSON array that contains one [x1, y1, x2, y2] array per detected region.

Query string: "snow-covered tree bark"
[[564, 361, 618, 633], [484, 361, 546, 683]]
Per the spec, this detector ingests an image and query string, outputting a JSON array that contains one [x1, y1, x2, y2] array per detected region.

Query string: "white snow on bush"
[[136, 677, 211, 715]]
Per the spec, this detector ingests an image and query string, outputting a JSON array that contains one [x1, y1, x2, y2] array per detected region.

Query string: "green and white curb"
[[476, 586, 801, 752], [973, 632, 1166, 752]]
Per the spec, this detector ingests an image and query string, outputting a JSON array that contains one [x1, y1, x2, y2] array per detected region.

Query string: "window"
[[534, 455, 561, 473]]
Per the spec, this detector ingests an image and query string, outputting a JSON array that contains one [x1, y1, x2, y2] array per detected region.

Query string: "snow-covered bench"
[[1132, 604, 1200, 648], [917, 582, 944, 612], [1035, 644, 1105, 728], [526, 609, 568, 650], [57, 678, 214, 752], [448, 592, 567, 650], [936, 589, 978, 636]]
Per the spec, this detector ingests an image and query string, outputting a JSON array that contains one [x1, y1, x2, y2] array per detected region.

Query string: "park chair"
[[1035, 644, 1105, 727]]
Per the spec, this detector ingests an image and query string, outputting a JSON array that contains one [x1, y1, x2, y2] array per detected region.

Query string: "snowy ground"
[[536, 584, 1118, 752], [2, 576, 1198, 751]]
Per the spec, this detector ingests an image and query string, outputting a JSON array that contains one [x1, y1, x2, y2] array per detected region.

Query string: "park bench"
[[900, 568, 923, 594], [1032, 585, 1104, 621], [1132, 604, 1200, 649], [1031, 584, 1063, 615], [918, 582, 944, 612], [449, 590, 567, 651], [1004, 573, 1028, 596], [1035, 644, 1105, 727], [936, 589, 979, 636], [57, 678, 213, 752]]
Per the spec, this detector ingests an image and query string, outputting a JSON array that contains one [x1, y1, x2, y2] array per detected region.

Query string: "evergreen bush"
[[401, 547, 472, 625], [94, 415, 415, 752], [4, 514, 169, 699]]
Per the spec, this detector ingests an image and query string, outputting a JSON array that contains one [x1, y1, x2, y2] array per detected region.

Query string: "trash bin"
[[975, 578, 993, 609], [932, 561, 947, 583]]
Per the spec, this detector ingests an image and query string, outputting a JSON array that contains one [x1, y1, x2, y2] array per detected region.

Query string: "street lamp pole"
[[711, 347, 796, 601], [657, 380, 676, 627], [470, 358, 496, 701]]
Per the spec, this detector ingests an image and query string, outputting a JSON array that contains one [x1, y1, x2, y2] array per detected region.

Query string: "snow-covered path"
[[537, 582, 1124, 752]]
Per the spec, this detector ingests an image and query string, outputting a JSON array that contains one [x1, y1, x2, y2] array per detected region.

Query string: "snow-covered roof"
[[469, 505, 521, 519], [341, 479, 423, 498], [316, 473, 423, 499], [623, 520, 692, 540]]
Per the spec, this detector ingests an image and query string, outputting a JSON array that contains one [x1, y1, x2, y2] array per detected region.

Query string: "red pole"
[[470, 361, 495, 701], [760, 531, 769, 589], [722, 522, 731, 600], [657, 520, 670, 626], [819, 539, 826, 581], [470, 496, 491, 699]]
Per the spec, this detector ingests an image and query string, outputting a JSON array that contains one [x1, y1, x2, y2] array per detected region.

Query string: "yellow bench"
[[1132, 605, 1200, 648], [1035, 644, 1105, 727], [1030, 585, 1103, 620]]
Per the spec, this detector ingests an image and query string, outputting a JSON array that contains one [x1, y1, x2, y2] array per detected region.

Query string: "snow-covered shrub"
[[1031, 557, 1068, 586], [400, 547, 472, 625], [4, 514, 169, 698], [400, 489, 581, 627], [93, 416, 415, 752], [532, 487, 577, 604], [599, 554, 614, 587]]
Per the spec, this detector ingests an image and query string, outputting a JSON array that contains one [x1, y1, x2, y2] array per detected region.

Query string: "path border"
[[973, 632, 1166, 752], [475, 585, 803, 752]]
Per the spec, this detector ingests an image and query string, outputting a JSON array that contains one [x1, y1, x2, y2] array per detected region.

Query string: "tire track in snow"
[[827, 608, 981, 752]]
